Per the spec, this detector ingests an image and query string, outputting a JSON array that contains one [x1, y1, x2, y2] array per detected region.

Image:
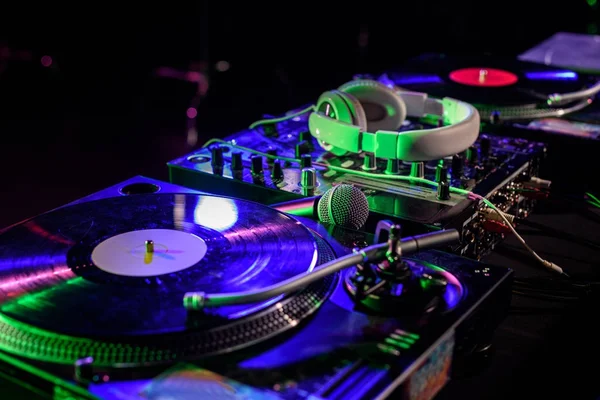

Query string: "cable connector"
[[524, 177, 552, 189], [480, 208, 516, 224], [542, 260, 564, 275]]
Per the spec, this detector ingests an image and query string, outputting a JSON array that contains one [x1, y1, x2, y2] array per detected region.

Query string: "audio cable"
[[199, 137, 566, 276], [249, 105, 315, 129]]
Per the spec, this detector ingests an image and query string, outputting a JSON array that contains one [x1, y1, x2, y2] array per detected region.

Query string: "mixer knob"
[[362, 154, 377, 171], [266, 149, 277, 164], [300, 167, 318, 189], [410, 162, 425, 179], [490, 111, 501, 124], [474, 165, 486, 179], [300, 154, 312, 168], [466, 145, 478, 164], [295, 141, 311, 159], [231, 151, 243, 172], [385, 159, 399, 175], [480, 137, 491, 158], [251, 155, 264, 175], [437, 180, 450, 200], [451, 154, 464, 177], [435, 164, 448, 183], [271, 159, 284, 180], [210, 145, 224, 167], [299, 131, 313, 148]]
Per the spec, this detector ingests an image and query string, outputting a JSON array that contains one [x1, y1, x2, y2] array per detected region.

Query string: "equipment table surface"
[[439, 199, 600, 400]]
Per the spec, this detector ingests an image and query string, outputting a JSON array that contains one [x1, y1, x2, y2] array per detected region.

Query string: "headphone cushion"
[[339, 80, 407, 132], [337, 92, 368, 132]]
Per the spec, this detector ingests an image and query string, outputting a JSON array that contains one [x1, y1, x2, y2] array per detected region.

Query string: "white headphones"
[[308, 79, 481, 161]]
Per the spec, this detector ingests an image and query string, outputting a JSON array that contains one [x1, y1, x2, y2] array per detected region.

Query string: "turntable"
[[373, 53, 600, 141], [374, 54, 600, 124], [0, 177, 512, 400]]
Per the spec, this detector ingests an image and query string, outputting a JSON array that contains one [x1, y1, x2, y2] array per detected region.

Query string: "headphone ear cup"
[[312, 90, 356, 156], [338, 79, 407, 132], [338, 92, 368, 132]]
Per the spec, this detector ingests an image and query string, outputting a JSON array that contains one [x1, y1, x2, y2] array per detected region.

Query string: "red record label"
[[449, 67, 518, 87]]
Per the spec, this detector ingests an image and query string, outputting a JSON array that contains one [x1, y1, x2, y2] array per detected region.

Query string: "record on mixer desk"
[[378, 54, 598, 121], [0, 193, 337, 367]]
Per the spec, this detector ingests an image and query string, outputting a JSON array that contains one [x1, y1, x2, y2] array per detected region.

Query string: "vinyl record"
[[377, 54, 597, 120], [0, 193, 337, 366]]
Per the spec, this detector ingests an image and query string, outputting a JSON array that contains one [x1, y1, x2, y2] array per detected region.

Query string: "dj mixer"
[[168, 109, 546, 260]]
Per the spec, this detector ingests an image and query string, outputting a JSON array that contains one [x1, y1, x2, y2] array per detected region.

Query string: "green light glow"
[[587, 0, 597, 6], [390, 333, 416, 344], [0, 351, 100, 399], [385, 104, 396, 117], [385, 337, 411, 349]]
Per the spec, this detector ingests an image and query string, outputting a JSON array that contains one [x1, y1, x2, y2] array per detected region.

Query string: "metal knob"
[[480, 137, 491, 158], [210, 145, 224, 167], [299, 131, 313, 147], [231, 151, 243, 171], [362, 154, 377, 171], [410, 162, 425, 179], [436, 165, 448, 183], [75, 356, 95, 385], [466, 145, 478, 164], [271, 159, 284, 180], [385, 159, 399, 175], [300, 154, 312, 168], [266, 149, 277, 164], [295, 141, 310, 158], [437, 181, 450, 200], [300, 167, 318, 188], [451, 154, 464, 177], [251, 155, 263, 175]]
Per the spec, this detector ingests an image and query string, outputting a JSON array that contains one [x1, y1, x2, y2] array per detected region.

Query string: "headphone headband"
[[309, 86, 481, 162]]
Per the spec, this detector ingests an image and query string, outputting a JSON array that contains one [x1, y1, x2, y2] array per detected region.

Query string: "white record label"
[[91, 229, 207, 277]]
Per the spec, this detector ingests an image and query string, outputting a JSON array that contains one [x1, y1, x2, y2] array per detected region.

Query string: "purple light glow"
[[392, 74, 444, 85], [187, 107, 198, 119], [525, 71, 578, 80], [40, 55, 52, 67]]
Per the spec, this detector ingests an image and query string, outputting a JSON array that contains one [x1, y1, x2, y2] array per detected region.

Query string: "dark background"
[[1, 2, 597, 228], [1, 2, 600, 399]]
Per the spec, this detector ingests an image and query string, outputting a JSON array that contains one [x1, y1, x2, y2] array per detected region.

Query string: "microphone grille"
[[317, 184, 370, 230]]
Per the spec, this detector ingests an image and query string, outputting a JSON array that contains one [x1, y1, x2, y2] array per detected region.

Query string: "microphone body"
[[271, 184, 370, 231], [271, 196, 321, 218]]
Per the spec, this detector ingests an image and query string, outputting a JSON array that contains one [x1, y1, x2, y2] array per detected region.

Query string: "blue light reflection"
[[525, 71, 578, 81], [392, 74, 444, 85]]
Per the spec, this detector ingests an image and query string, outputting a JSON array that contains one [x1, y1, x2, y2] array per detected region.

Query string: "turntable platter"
[[0, 194, 337, 366], [379, 54, 597, 121]]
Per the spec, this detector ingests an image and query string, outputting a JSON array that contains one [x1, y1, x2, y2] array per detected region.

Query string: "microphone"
[[183, 228, 460, 310], [271, 184, 370, 231], [271, 196, 320, 218]]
